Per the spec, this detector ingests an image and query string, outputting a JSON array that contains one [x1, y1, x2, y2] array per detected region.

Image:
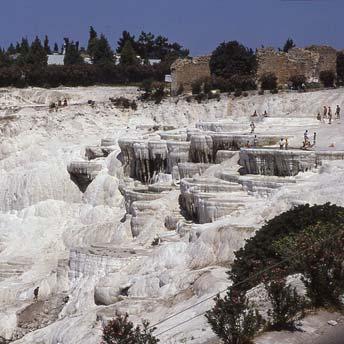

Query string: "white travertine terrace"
[[0, 86, 344, 343]]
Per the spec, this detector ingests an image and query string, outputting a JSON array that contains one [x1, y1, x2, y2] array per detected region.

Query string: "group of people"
[[252, 110, 268, 118], [49, 98, 68, 112], [279, 137, 289, 150], [303, 130, 316, 149], [317, 105, 340, 124]]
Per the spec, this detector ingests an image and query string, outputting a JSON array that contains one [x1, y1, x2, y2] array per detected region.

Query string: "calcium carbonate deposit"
[[1, 86, 344, 344]]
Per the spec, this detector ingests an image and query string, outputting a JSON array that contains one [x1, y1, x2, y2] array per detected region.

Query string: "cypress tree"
[[120, 40, 138, 66], [44, 35, 51, 54]]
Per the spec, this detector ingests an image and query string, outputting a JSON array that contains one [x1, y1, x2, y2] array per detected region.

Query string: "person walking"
[[250, 121, 256, 134], [323, 106, 328, 119], [285, 137, 289, 150], [336, 105, 341, 119], [279, 138, 284, 149], [313, 132, 317, 146], [34, 286, 39, 301], [328, 106, 332, 124], [253, 135, 258, 147]]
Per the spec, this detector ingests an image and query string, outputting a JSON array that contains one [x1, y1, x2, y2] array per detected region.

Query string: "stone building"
[[256, 45, 337, 86], [171, 56, 211, 95]]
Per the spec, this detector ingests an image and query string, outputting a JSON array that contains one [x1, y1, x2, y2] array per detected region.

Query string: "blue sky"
[[0, 0, 342, 55]]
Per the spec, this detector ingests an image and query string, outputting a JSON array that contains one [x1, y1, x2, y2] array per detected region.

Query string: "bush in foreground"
[[102, 313, 159, 344], [206, 289, 263, 344], [266, 278, 306, 330]]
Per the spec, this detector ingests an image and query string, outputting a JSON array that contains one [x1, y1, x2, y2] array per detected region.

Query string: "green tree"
[[283, 38, 295, 53], [0, 48, 11, 67], [87, 26, 98, 56], [274, 222, 344, 308], [206, 289, 263, 344], [319, 70, 335, 87], [26, 36, 47, 66], [210, 41, 257, 80], [7, 43, 16, 55], [336, 52, 344, 84], [102, 313, 159, 344], [19, 38, 30, 56], [117, 30, 136, 54], [266, 278, 306, 330], [64, 41, 83, 65], [91, 34, 114, 65], [53, 43, 59, 53], [229, 203, 344, 292], [260, 72, 278, 90], [120, 40, 138, 66], [44, 35, 51, 54]]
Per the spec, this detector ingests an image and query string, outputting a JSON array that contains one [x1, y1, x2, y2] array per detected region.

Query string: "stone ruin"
[[257, 45, 337, 86], [171, 45, 337, 93], [171, 56, 211, 95]]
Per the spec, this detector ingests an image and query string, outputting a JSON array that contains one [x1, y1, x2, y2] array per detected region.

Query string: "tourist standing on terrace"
[[323, 106, 328, 119], [279, 138, 284, 149], [336, 105, 341, 119]]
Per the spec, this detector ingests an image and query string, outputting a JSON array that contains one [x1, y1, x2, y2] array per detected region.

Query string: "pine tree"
[[283, 38, 295, 53], [26, 36, 47, 66], [53, 43, 59, 53], [116, 30, 136, 53], [20, 38, 30, 55], [120, 40, 138, 66], [91, 34, 113, 65], [87, 26, 98, 56], [64, 41, 83, 65], [7, 43, 16, 55], [44, 35, 51, 54]]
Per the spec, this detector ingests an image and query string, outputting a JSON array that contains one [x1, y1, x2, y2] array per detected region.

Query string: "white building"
[[47, 54, 65, 65]]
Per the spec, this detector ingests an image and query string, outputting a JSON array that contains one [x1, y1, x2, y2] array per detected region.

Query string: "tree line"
[[0, 27, 189, 87]]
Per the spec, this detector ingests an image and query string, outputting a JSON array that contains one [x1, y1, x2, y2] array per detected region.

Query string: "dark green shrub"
[[195, 92, 207, 103], [274, 222, 344, 309], [234, 89, 242, 97], [243, 92, 249, 97], [266, 278, 306, 330], [191, 79, 202, 95], [203, 77, 213, 94], [319, 70, 335, 87], [212, 76, 232, 93], [102, 313, 159, 344], [289, 74, 306, 89], [230, 74, 257, 91], [336, 52, 344, 85], [206, 289, 263, 344], [258, 89, 264, 95], [110, 97, 135, 109], [229, 204, 344, 292], [270, 88, 278, 94], [210, 41, 257, 80], [260, 72, 277, 91]]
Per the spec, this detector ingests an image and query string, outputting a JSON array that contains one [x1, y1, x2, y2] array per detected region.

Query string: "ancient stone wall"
[[171, 56, 211, 95], [257, 45, 337, 86]]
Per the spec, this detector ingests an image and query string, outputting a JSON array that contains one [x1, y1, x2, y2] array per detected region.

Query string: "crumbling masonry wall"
[[257, 45, 337, 86], [171, 56, 211, 95]]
